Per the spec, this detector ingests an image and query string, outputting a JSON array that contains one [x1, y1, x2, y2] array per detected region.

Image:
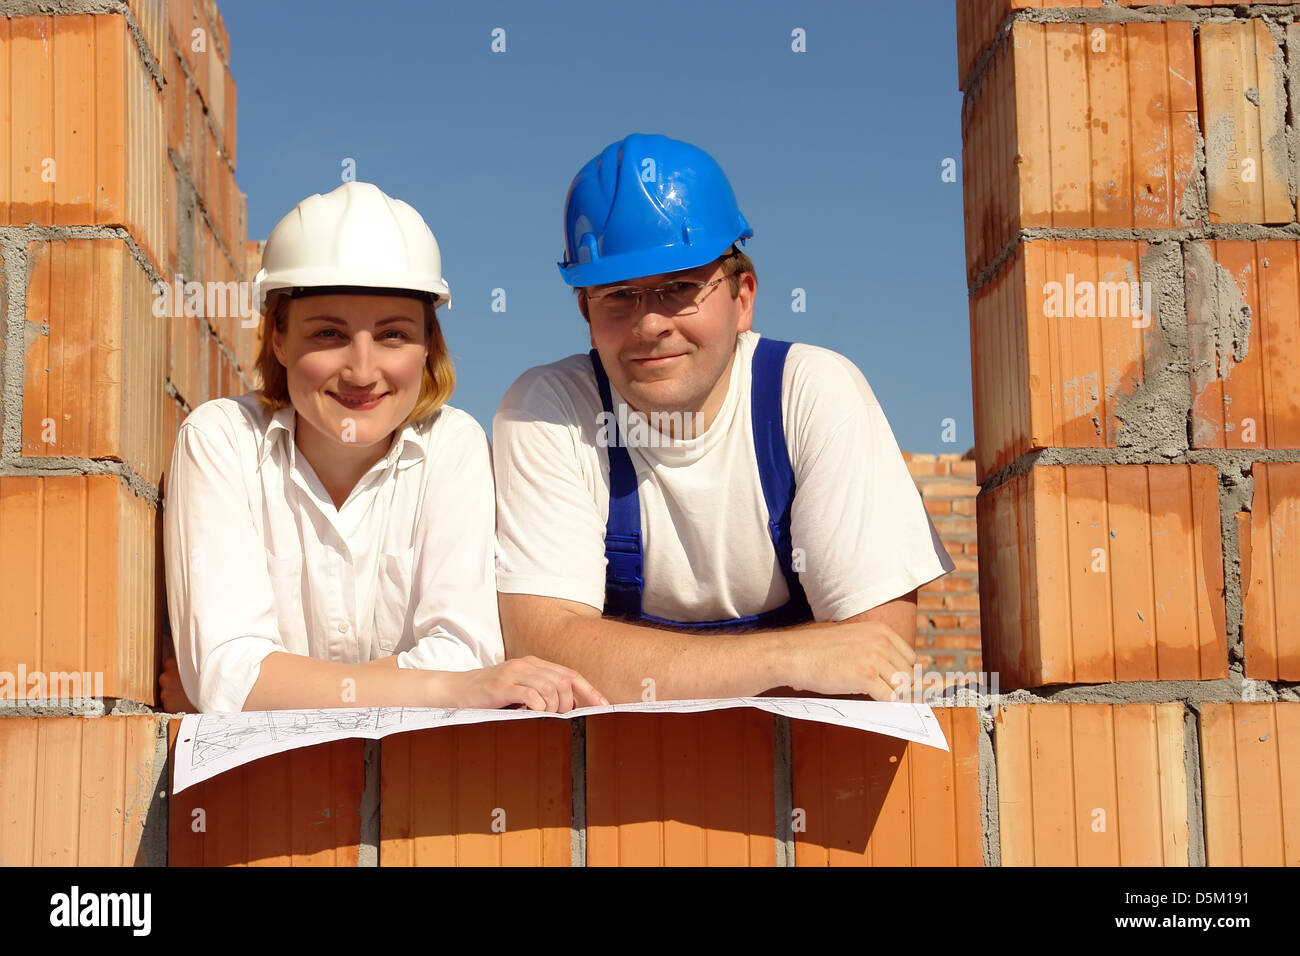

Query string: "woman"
[[161, 181, 604, 713]]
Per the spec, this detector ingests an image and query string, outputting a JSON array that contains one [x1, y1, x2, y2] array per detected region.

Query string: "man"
[[493, 134, 955, 704]]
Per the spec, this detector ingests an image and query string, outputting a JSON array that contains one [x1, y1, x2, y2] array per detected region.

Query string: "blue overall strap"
[[590, 349, 644, 618], [750, 337, 813, 622], [590, 340, 812, 631]]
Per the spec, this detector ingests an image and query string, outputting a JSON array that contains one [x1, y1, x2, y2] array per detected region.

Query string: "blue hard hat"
[[557, 133, 753, 288]]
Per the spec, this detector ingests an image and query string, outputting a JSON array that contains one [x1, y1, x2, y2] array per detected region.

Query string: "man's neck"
[[627, 338, 738, 441]]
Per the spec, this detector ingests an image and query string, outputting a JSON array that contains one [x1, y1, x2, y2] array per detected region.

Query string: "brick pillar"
[[0, 0, 249, 865], [959, 0, 1299, 865]]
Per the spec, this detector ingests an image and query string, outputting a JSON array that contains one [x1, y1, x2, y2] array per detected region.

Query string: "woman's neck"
[[292, 414, 393, 509]]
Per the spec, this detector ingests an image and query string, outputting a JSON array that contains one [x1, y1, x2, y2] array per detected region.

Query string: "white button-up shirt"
[[164, 394, 504, 712]]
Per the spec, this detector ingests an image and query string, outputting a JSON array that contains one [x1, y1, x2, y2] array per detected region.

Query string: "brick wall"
[[959, 0, 1299, 865], [2, 0, 1297, 869], [905, 451, 982, 675], [0, 0, 251, 864]]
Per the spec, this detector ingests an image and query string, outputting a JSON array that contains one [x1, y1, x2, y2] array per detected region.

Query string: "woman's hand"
[[444, 656, 608, 712], [159, 657, 198, 713]]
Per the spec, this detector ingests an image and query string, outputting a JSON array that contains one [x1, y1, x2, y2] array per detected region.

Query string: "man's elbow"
[[498, 592, 598, 662], [498, 593, 547, 659], [845, 588, 919, 645]]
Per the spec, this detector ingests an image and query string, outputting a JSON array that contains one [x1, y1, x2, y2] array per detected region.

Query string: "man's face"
[[582, 259, 755, 420], [272, 292, 429, 451]]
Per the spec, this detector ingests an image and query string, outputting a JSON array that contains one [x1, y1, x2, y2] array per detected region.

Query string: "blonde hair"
[[253, 290, 456, 427]]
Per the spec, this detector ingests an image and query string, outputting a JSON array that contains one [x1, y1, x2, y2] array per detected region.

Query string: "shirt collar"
[[258, 404, 428, 472]]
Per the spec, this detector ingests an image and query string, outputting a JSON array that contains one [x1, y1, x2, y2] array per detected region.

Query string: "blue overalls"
[[589, 337, 814, 632]]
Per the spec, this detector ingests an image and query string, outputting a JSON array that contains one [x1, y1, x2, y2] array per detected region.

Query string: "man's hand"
[[442, 656, 609, 712], [791, 621, 917, 701], [159, 656, 198, 713]]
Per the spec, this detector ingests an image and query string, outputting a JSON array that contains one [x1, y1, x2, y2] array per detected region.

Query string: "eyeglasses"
[[584, 276, 728, 321]]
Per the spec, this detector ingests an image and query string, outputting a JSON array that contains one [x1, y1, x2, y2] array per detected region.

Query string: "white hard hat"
[[255, 181, 451, 308]]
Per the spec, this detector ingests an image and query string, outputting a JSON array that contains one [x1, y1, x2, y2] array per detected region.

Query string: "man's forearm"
[[503, 603, 836, 702]]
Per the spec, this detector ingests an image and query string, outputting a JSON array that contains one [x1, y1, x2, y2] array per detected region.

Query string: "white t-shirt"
[[164, 394, 504, 713], [493, 330, 955, 623]]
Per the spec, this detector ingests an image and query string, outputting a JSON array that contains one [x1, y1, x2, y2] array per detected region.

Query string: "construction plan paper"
[[172, 697, 949, 794]]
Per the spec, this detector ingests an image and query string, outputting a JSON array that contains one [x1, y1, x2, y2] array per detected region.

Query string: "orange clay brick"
[[187, 80, 205, 197], [978, 464, 1226, 690], [586, 710, 776, 866], [123, 0, 167, 72], [905, 453, 939, 478], [924, 613, 960, 630], [922, 480, 980, 498], [231, 239, 262, 378], [956, 2, 1268, 101], [165, 49, 186, 159], [962, 21, 1198, 283], [381, 720, 571, 866], [0, 22, 8, 222], [970, 240, 1159, 483], [168, 720, 364, 866], [924, 573, 978, 594], [168, 0, 197, 74], [202, 39, 225, 150], [792, 707, 981, 866], [189, 1, 211, 110], [925, 499, 951, 517], [202, 0, 229, 65], [224, 64, 237, 168], [166, 305, 203, 411], [0, 16, 165, 274], [936, 634, 981, 649], [954, 0, 1091, 91], [1199, 22, 1291, 225], [0, 475, 159, 704], [1187, 240, 1300, 450], [0, 716, 165, 866], [21, 240, 166, 486], [1198, 702, 1300, 866], [163, 141, 178, 278], [996, 702, 1189, 866], [1239, 464, 1300, 681], [162, 394, 186, 476], [942, 518, 977, 537], [917, 593, 946, 612]]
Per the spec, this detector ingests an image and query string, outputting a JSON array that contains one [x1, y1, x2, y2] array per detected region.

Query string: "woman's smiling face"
[[271, 292, 430, 451]]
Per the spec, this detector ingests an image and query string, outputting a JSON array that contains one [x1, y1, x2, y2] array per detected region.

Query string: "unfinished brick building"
[[0, 0, 1295, 867]]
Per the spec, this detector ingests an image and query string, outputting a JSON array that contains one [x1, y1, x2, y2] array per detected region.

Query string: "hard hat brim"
[[558, 234, 745, 288], [257, 266, 451, 308]]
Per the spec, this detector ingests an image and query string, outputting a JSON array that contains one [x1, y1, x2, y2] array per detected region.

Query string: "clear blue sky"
[[222, 0, 970, 453]]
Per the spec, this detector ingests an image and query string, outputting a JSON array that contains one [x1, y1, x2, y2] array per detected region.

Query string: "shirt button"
[[337, 621, 350, 634]]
